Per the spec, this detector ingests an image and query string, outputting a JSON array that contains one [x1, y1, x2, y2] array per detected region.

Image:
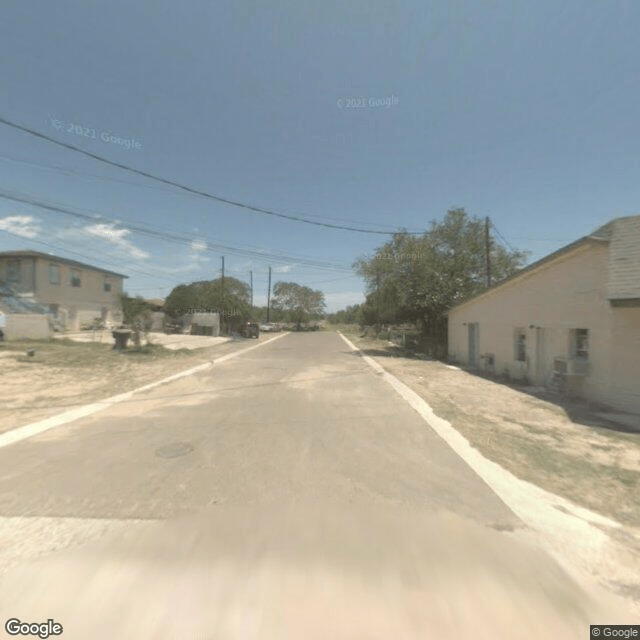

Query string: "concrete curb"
[[0, 332, 289, 449], [337, 331, 638, 602]]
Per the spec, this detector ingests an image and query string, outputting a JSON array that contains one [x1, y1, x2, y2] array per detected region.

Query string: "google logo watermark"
[[337, 95, 399, 110]]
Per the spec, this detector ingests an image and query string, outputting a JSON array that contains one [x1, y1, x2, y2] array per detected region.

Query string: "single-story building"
[[0, 281, 52, 340], [0, 250, 127, 331], [447, 215, 640, 414], [189, 312, 220, 336]]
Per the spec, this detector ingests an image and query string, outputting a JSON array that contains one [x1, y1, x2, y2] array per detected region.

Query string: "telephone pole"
[[485, 217, 492, 288], [266, 266, 272, 323], [250, 270, 253, 312], [376, 269, 380, 332], [221, 256, 225, 334]]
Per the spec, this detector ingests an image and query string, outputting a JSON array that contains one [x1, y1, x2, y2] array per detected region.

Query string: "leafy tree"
[[327, 304, 363, 325], [354, 209, 528, 354], [118, 293, 153, 347], [164, 277, 251, 334], [271, 282, 326, 330]]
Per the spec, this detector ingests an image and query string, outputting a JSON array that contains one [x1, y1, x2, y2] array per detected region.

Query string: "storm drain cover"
[[155, 442, 194, 459]]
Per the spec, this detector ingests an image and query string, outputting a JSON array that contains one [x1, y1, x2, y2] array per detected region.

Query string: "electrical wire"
[[0, 190, 354, 272], [0, 116, 424, 236]]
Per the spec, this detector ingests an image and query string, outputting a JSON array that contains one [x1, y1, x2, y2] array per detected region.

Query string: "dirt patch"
[[0, 334, 276, 435]]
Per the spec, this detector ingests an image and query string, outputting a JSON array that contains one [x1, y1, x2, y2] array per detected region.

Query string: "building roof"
[[0, 251, 128, 279], [606, 216, 640, 300], [447, 214, 640, 313], [0, 281, 51, 315]]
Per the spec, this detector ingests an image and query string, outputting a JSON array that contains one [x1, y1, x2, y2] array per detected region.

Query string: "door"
[[535, 327, 546, 385], [468, 323, 479, 368]]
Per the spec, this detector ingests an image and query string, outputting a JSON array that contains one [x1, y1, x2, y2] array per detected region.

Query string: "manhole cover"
[[155, 442, 194, 459]]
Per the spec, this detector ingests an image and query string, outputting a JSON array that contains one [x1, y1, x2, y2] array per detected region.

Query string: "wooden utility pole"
[[250, 270, 253, 311], [266, 266, 271, 323], [485, 217, 492, 287], [376, 269, 381, 332], [220, 256, 225, 334]]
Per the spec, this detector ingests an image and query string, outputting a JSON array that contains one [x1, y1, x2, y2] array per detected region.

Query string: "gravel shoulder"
[[0, 333, 276, 435]]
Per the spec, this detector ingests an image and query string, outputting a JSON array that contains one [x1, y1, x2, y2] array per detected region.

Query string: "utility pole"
[[221, 256, 225, 334], [250, 270, 253, 312], [267, 266, 271, 323], [485, 217, 492, 288], [376, 269, 380, 332]]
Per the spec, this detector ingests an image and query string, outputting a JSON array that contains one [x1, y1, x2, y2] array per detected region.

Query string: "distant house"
[[0, 281, 52, 339], [0, 251, 127, 331], [447, 215, 640, 414]]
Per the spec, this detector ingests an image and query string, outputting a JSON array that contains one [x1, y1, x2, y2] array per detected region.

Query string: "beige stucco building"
[[0, 250, 127, 331], [447, 216, 640, 414]]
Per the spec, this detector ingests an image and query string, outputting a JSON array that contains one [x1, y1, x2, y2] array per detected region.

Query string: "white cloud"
[[273, 265, 292, 273], [190, 239, 207, 253], [0, 215, 41, 238], [84, 223, 150, 259]]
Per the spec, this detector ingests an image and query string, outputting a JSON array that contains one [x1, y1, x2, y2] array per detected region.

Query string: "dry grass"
[[0, 336, 266, 434]]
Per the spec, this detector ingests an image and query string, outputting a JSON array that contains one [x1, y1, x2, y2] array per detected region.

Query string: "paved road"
[[0, 332, 626, 638]]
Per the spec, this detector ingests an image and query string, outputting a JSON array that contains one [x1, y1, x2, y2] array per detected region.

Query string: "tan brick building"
[[447, 216, 640, 414], [0, 250, 128, 330]]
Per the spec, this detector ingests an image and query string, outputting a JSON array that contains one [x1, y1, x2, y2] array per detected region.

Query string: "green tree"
[[164, 277, 251, 334], [271, 282, 326, 330], [354, 209, 528, 354], [118, 294, 153, 347], [327, 304, 363, 325]]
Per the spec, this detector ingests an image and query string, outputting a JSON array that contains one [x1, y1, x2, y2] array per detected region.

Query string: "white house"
[[447, 215, 640, 414]]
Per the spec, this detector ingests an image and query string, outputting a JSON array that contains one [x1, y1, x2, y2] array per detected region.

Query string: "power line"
[[0, 228, 160, 279], [0, 190, 353, 272], [489, 220, 516, 252], [0, 152, 418, 234], [0, 116, 422, 236]]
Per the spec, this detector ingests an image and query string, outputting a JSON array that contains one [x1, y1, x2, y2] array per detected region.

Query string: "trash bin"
[[112, 328, 132, 350]]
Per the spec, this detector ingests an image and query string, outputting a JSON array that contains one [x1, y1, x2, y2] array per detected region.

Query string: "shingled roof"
[[605, 216, 640, 301]]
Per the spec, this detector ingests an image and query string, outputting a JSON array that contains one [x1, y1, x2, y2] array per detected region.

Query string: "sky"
[[1, 0, 639, 312]]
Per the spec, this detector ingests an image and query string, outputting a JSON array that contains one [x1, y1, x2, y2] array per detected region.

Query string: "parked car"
[[243, 322, 260, 338], [259, 322, 276, 332]]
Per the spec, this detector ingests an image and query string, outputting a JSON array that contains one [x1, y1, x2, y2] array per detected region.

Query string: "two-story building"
[[447, 215, 640, 414], [0, 250, 128, 330]]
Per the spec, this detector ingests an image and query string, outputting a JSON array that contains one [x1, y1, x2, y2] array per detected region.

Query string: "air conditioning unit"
[[554, 357, 589, 377]]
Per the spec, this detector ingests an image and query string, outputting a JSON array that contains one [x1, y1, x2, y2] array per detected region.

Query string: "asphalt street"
[[0, 331, 627, 639]]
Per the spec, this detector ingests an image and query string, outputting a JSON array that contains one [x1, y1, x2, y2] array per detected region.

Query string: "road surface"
[[0, 332, 629, 638]]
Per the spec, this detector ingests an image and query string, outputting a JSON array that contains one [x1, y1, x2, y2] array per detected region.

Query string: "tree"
[[354, 209, 528, 354], [327, 304, 363, 325], [271, 282, 326, 330], [118, 294, 153, 347], [164, 277, 251, 334]]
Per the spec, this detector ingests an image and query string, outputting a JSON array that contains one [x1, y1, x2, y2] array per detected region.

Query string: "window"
[[571, 328, 589, 360], [6, 259, 20, 282], [70, 269, 81, 287], [49, 264, 60, 284], [103, 280, 112, 292], [514, 328, 526, 362]]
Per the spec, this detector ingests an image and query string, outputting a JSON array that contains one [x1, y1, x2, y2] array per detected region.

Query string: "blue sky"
[[1, 0, 639, 312]]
